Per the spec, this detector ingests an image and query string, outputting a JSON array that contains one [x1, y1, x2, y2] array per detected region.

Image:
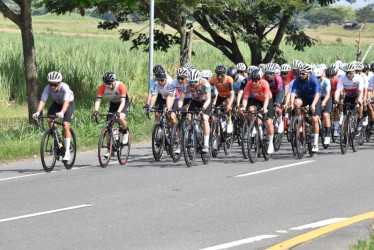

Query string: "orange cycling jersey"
[[209, 75, 234, 98]]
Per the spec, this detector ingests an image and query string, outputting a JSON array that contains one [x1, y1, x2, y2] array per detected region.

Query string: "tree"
[[305, 6, 346, 26], [0, 0, 40, 124], [356, 4, 374, 23]]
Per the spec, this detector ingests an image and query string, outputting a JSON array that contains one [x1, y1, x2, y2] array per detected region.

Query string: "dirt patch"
[[0, 28, 118, 38]]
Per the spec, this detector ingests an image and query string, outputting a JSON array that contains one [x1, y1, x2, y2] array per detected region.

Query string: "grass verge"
[[350, 233, 374, 250]]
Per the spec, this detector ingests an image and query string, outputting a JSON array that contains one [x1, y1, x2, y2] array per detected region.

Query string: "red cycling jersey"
[[243, 79, 272, 102]]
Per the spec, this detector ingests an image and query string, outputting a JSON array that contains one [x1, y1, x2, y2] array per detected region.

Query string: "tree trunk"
[[179, 18, 193, 67], [20, 0, 40, 124], [249, 42, 262, 65]]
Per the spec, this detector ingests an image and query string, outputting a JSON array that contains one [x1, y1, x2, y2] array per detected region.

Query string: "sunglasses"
[[49, 82, 59, 87], [326, 75, 334, 78], [237, 71, 245, 74], [281, 72, 288, 75], [265, 72, 274, 76], [217, 73, 224, 78], [177, 77, 186, 81], [299, 72, 307, 76], [158, 78, 166, 82], [190, 80, 199, 84], [346, 72, 354, 75]]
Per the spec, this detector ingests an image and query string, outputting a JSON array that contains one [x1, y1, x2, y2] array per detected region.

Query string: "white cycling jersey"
[[337, 74, 364, 97], [152, 78, 174, 99], [41, 82, 74, 104], [169, 78, 192, 98]]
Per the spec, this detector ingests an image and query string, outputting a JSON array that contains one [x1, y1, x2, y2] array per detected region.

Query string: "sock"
[[204, 135, 209, 146], [326, 126, 331, 136], [64, 138, 71, 156], [334, 121, 339, 130], [268, 135, 274, 145], [313, 134, 318, 145], [278, 115, 282, 124]]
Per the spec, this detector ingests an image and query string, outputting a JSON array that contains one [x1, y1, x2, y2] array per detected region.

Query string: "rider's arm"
[[203, 89, 211, 110], [311, 78, 321, 107], [36, 100, 46, 114], [116, 83, 127, 112], [94, 98, 101, 112], [322, 79, 331, 106], [60, 100, 70, 114], [236, 90, 243, 106]]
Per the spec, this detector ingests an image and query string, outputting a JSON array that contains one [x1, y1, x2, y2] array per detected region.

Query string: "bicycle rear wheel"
[[118, 128, 131, 165], [294, 119, 306, 159], [340, 116, 348, 154], [98, 128, 113, 168], [351, 120, 359, 152], [40, 130, 57, 172], [247, 123, 259, 163], [63, 128, 77, 170], [183, 125, 196, 167], [261, 125, 270, 161], [320, 120, 328, 149], [171, 123, 183, 163], [210, 120, 220, 158], [152, 123, 165, 161]]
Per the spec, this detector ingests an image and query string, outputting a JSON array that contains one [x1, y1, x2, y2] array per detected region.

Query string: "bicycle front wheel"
[[183, 125, 196, 167], [63, 128, 77, 170], [171, 123, 182, 163], [152, 123, 165, 161], [211, 120, 220, 158], [118, 128, 131, 165], [98, 128, 113, 168], [247, 123, 259, 163], [241, 120, 249, 159], [40, 130, 57, 172], [294, 119, 306, 159], [339, 116, 348, 154]]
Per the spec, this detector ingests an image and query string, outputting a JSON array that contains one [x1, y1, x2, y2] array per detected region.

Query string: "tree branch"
[[0, 1, 21, 28]]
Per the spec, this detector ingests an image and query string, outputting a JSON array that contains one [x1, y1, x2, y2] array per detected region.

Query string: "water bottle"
[[221, 117, 227, 132], [113, 129, 119, 141], [259, 126, 263, 140], [59, 135, 63, 148]]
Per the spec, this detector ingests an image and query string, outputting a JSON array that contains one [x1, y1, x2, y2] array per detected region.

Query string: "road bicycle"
[[210, 106, 234, 157], [170, 111, 187, 163], [95, 113, 131, 167], [293, 107, 315, 159], [273, 104, 284, 152], [37, 115, 76, 172], [339, 103, 360, 154], [183, 109, 211, 167], [241, 109, 270, 163]]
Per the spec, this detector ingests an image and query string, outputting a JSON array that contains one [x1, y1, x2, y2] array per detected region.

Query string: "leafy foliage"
[[356, 4, 374, 23]]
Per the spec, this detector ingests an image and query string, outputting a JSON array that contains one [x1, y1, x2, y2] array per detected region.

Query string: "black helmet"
[[371, 62, 374, 71], [325, 67, 336, 77], [226, 67, 237, 79], [153, 65, 164, 74], [155, 70, 167, 80], [363, 62, 369, 70], [215, 65, 227, 75], [250, 69, 264, 80], [103, 72, 116, 84]]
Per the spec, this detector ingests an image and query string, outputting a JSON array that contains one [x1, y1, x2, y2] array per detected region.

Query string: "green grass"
[[350, 233, 374, 250]]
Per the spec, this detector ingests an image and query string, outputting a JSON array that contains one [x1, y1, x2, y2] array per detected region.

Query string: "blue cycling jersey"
[[292, 75, 321, 100], [320, 78, 331, 97]]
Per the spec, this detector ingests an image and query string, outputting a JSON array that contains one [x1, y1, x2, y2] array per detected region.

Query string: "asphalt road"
[[1, 138, 374, 250]]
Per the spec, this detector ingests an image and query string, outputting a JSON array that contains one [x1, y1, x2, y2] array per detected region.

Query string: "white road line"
[[234, 160, 315, 178], [0, 204, 92, 223], [0, 172, 45, 181], [290, 218, 347, 230], [200, 235, 278, 250]]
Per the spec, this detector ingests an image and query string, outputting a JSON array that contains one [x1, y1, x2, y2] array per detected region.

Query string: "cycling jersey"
[[148, 75, 173, 93], [152, 78, 179, 99], [233, 75, 245, 94], [336, 69, 345, 78], [262, 74, 283, 94], [209, 75, 234, 98], [169, 78, 191, 98], [320, 78, 331, 97], [181, 79, 211, 102], [97, 81, 127, 103], [243, 79, 272, 102], [285, 69, 296, 85], [292, 75, 321, 100], [330, 76, 339, 97], [369, 75, 374, 90], [359, 72, 369, 88], [337, 74, 364, 97], [41, 82, 74, 104], [287, 79, 295, 95]]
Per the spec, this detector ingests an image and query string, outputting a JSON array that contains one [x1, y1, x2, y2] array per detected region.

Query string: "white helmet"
[[47, 71, 62, 83], [265, 63, 277, 73], [300, 63, 313, 73], [183, 63, 194, 70], [280, 64, 291, 72], [330, 63, 339, 73], [247, 65, 258, 75], [236, 62, 247, 71], [176, 67, 189, 77], [188, 69, 201, 81], [335, 60, 343, 69], [355, 62, 364, 71], [313, 68, 324, 77], [317, 64, 327, 70], [201, 69, 213, 79], [345, 62, 356, 72], [292, 60, 303, 70]]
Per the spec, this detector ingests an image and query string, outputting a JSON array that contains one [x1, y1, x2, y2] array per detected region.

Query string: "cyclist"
[[177, 69, 212, 153], [146, 65, 164, 110], [367, 69, 374, 131], [290, 63, 321, 152], [241, 69, 275, 154], [314, 67, 332, 145], [335, 60, 346, 78], [202, 69, 217, 106], [236, 62, 248, 78], [325, 67, 340, 137], [334, 62, 364, 131], [33, 71, 75, 162], [210, 65, 235, 133], [280, 64, 291, 95], [93, 72, 130, 151], [286, 60, 303, 84], [264, 63, 284, 133]]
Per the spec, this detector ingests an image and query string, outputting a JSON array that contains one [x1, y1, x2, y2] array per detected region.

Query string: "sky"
[[333, 0, 370, 9]]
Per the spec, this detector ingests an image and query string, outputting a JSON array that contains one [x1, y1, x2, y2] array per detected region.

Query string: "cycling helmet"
[[236, 62, 247, 71], [317, 64, 327, 70], [313, 68, 324, 77], [292, 60, 303, 70], [363, 62, 369, 70], [247, 65, 258, 75], [274, 63, 281, 74], [47, 71, 62, 83], [258, 63, 266, 71], [310, 63, 316, 71], [335, 60, 343, 69], [325, 67, 336, 77], [103, 72, 116, 84], [183, 63, 194, 70], [370, 62, 374, 71], [355, 62, 364, 71], [215, 65, 227, 75], [155, 70, 167, 80], [227, 67, 237, 79], [201, 69, 213, 79], [189, 69, 201, 81], [265, 63, 277, 73], [176, 67, 188, 77], [250, 69, 264, 80], [344, 62, 356, 72], [329, 63, 339, 73], [153, 65, 164, 74], [280, 64, 291, 72], [299, 63, 313, 73]]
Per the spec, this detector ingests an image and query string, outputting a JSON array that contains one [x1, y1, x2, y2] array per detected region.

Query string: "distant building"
[[343, 20, 358, 29]]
